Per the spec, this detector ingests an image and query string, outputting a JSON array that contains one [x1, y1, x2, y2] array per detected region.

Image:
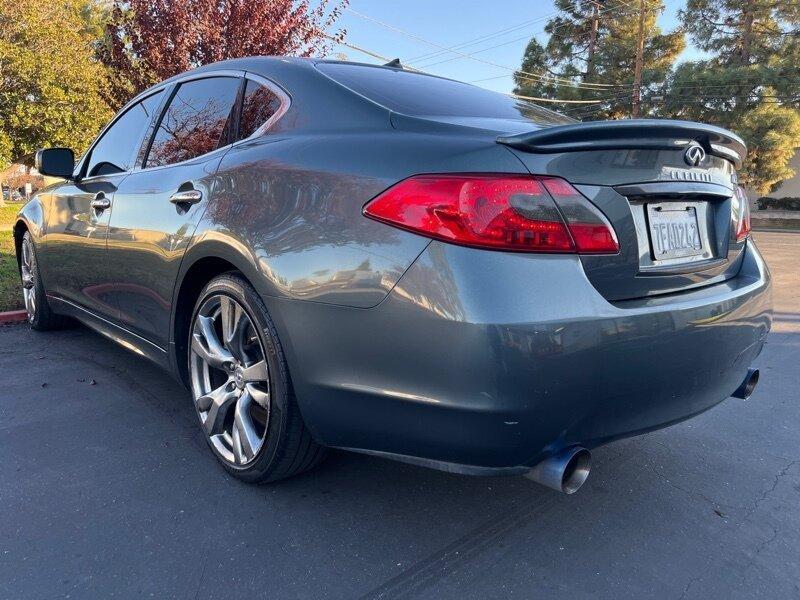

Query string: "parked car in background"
[[2, 188, 23, 202], [15, 58, 771, 492]]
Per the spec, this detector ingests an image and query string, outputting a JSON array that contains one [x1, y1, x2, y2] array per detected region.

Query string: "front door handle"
[[91, 193, 111, 211], [169, 189, 203, 205]]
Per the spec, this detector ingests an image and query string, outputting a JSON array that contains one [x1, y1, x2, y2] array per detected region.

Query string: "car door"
[[43, 90, 165, 318], [104, 75, 243, 348]]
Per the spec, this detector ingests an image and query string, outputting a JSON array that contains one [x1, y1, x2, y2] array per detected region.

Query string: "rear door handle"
[[91, 193, 111, 211], [169, 189, 203, 205]]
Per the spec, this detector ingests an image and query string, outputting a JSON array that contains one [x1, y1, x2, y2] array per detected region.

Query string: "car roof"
[[144, 56, 458, 94]]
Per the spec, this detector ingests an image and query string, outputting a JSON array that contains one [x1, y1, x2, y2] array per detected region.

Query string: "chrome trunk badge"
[[684, 144, 706, 166]]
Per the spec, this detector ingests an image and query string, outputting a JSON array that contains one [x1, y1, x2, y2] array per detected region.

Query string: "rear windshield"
[[316, 62, 571, 125]]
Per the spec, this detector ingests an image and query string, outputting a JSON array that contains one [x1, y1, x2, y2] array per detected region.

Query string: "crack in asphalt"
[[650, 465, 750, 512], [192, 552, 209, 600], [678, 576, 701, 600], [663, 460, 798, 600], [650, 458, 800, 519], [752, 526, 779, 560], [746, 460, 799, 519]]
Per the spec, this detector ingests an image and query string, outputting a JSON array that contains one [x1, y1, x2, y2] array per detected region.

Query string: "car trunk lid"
[[497, 119, 748, 302]]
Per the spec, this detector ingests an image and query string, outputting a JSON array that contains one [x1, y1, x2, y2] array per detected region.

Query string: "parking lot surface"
[[1, 231, 798, 599]]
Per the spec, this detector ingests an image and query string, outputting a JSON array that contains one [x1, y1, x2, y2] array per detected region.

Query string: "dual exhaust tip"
[[525, 446, 592, 494], [732, 368, 760, 400], [526, 369, 760, 494]]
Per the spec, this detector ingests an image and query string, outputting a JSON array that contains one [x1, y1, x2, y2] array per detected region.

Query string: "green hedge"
[[756, 197, 800, 211]]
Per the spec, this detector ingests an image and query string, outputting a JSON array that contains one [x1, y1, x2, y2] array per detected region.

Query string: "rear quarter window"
[[316, 62, 570, 126], [238, 80, 284, 140]]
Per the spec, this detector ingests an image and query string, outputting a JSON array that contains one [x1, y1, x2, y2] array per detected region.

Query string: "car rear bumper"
[[273, 238, 772, 472]]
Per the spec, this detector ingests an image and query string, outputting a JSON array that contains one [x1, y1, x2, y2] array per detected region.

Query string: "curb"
[[0, 310, 28, 325]]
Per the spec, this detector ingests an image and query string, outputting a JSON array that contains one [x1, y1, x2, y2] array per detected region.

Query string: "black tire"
[[19, 232, 68, 331], [189, 272, 326, 483]]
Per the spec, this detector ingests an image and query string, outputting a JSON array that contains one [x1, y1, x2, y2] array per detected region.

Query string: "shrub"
[[756, 197, 800, 211]]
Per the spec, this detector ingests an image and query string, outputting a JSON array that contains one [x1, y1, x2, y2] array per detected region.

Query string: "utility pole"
[[631, 0, 646, 118], [740, 3, 754, 65], [585, 0, 601, 84], [736, 2, 755, 110]]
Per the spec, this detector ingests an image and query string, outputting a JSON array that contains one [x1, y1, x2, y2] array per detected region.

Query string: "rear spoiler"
[[497, 119, 746, 168]]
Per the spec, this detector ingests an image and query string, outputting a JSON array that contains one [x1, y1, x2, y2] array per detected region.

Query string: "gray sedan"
[[15, 57, 771, 493]]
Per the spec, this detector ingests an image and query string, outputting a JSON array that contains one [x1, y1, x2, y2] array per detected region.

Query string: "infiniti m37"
[[15, 58, 771, 492]]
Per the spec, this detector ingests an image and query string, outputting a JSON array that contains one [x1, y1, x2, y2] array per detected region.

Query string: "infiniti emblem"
[[684, 144, 706, 167], [234, 366, 245, 389]]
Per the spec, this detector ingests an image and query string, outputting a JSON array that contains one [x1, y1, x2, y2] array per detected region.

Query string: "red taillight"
[[540, 178, 619, 253], [735, 186, 751, 242], [363, 174, 619, 254]]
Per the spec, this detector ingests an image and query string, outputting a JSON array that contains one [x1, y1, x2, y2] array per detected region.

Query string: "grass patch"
[[0, 203, 24, 311], [0, 203, 23, 228], [0, 230, 22, 311]]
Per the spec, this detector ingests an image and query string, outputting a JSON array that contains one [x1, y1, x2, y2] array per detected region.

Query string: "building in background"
[[0, 156, 45, 204]]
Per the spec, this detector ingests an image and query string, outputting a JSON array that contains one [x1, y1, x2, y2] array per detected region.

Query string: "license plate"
[[647, 203, 703, 260]]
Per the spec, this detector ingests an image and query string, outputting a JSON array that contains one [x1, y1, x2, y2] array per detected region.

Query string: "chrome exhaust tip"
[[732, 368, 760, 400], [525, 447, 591, 494]]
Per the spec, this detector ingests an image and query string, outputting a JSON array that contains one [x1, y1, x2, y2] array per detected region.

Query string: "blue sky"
[[329, 0, 702, 93]]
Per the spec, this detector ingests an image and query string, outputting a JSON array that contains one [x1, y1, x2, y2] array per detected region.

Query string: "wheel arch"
[[12, 200, 44, 269], [12, 220, 28, 270], [170, 238, 264, 386]]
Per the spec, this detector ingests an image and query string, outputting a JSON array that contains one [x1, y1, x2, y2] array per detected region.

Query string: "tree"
[[514, 0, 684, 118], [100, 0, 348, 108], [738, 103, 800, 193], [665, 0, 800, 193], [0, 0, 113, 169], [513, 38, 558, 100], [682, 0, 799, 66]]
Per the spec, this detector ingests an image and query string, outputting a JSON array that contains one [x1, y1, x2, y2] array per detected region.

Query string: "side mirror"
[[35, 148, 75, 179]]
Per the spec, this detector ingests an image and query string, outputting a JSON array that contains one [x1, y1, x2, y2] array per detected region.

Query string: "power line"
[[513, 93, 604, 104], [405, 6, 572, 64], [343, 7, 628, 90], [410, 0, 637, 67], [323, 33, 396, 64], [414, 0, 639, 72], [327, 35, 800, 110], [324, 29, 799, 112], [326, 34, 800, 109], [324, 32, 610, 105], [563, 90, 800, 119]]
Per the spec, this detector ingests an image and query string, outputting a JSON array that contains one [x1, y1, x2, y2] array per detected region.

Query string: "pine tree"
[[514, 0, 684, 118], [666, 0, 800, 194]]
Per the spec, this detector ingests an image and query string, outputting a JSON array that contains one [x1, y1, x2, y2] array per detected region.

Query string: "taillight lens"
[[363, 174, 619, 254], [540, 178, 619, 253], [734, 186, 751, 242]]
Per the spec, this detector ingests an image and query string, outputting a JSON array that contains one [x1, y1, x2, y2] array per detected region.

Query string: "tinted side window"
[[85, 91, 164, 177], [316, 63, 572, 125], [147, 77, 240, 168], [238, 80, 283, 139]]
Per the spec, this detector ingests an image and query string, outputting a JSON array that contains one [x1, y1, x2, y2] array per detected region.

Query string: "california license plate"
[[647, 203, 703, 260]]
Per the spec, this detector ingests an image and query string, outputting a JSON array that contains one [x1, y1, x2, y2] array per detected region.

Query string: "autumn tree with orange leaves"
[[99, 0, 347, 108]]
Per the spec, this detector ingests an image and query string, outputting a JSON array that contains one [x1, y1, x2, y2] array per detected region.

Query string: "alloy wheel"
[[190, 294, 271, 466], [20, 237, 36, 322]]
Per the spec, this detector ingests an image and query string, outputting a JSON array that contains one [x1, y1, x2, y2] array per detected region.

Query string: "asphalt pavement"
[[1, 231, 798, 599]]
